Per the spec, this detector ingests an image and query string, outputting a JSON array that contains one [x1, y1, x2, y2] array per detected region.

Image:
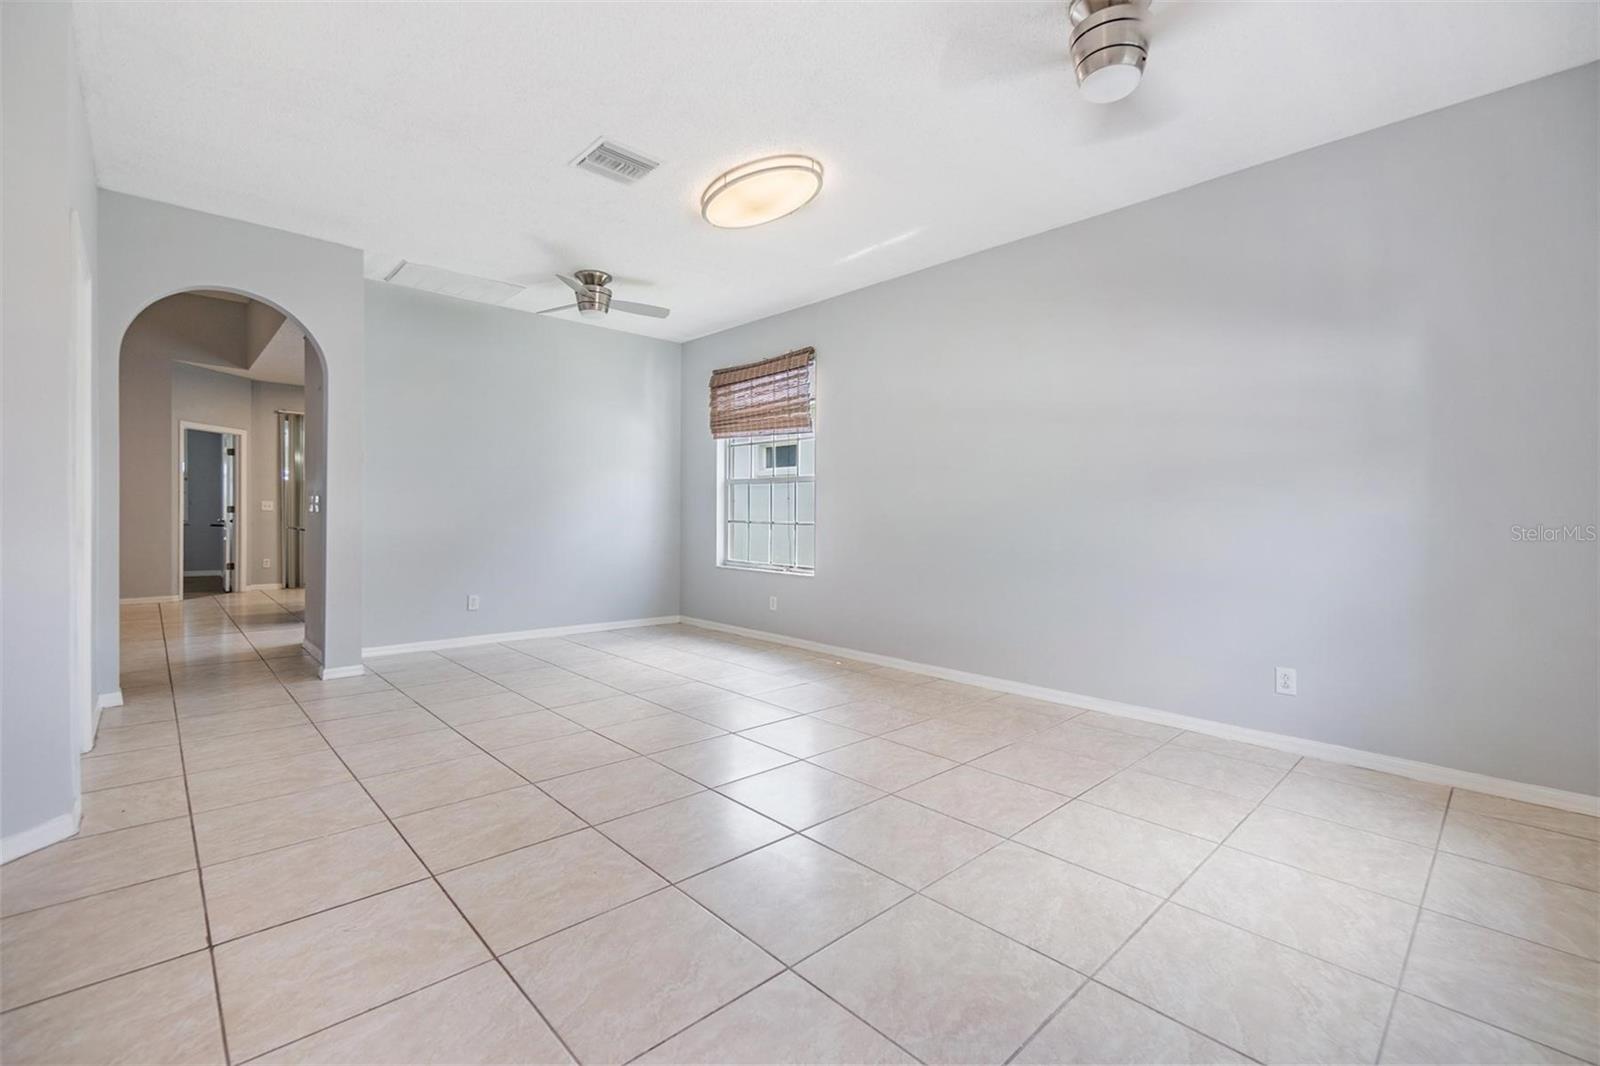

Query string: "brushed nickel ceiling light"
[[701, 154, 824, 229], [1069, 0, 1149, 104]]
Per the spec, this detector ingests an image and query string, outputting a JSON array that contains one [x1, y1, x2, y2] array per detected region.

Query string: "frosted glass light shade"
[[701, 155, 824, 229]]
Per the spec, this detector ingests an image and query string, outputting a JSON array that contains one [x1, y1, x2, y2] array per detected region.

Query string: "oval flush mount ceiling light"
[[701, 154, 824, 229], [1069, 0, 1148, 104]]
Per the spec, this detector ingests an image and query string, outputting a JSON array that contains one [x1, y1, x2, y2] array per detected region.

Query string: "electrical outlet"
[[467, 594, 480, 612], [261, 500, 274, 512], [1275, 667, 1298, 696], [768, 596, 778, 612], [262, 558, 271, 569]]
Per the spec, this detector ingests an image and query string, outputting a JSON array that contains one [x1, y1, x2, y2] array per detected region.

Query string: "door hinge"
[[226, 505, 235, 513], [225, 562, 235, 570], [226, 448, 236, 456]]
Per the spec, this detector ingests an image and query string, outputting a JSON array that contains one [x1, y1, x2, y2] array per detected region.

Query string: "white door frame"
[[176, 421, 247, 599]]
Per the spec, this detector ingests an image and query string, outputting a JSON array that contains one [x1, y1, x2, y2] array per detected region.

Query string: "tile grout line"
[[621, 880, 930, 1066], [0, 854, 200, 923], [234, 961, 508, 1064], [60, 605, 1597, 1064], [1442, 808, 1600, 845], [1031, 752, 1303, 1060], [137, 606, 522, 1062], [329, 631, 867, 1041], [422, 677, 932, 1063], [261, 651, 588, 1066], [617, 970, 794, 1064], [162, 596, 237, 1066], [614, 703, 1228, 1059], [0, 947, 216, 1020], [52, 731, 1541, 1018], [397, 641, 946, 1063], [1374, 785, 1454, 1063], [1387, 989, 1600, 1065], [407, 648, 935, 1061], [381, 634, 1595, 1060], [402, 629, 1600, 1060], [999, 730, 1291, 1065]]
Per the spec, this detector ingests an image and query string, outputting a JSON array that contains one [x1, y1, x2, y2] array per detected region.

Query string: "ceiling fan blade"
[[536, 303, 579, 315], [554, 273, 586, 293], [610, 299, 671, 319]]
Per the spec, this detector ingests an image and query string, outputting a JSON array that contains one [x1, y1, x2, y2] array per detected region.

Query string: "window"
[[722, 432, 815, 573], [762, 443, 798, 471], [710, 347, 816, 574]]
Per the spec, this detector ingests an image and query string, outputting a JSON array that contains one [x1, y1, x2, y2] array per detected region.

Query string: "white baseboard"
[[183, 569, 222, 578], [120, 594, 181, 605], [86, 691, 122, 753], [363, 615, 684, 658], [1, 800, 82, 863], [245, 582, 280, 592], [302, 639, 366, 679], [681, 617, 1600, 818]]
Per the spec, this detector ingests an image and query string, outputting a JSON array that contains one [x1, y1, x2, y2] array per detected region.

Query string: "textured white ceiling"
[[74, 2, 1598, 342]]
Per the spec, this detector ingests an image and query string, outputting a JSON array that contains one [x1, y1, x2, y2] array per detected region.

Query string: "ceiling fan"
[[538, 270, 670, 319]]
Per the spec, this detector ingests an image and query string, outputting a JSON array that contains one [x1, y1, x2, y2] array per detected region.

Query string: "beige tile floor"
[[1, 590, 1597, 1064]]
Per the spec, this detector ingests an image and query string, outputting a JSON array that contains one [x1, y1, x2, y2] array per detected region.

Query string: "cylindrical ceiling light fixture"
[[700, 154, 824, 229], [1069, 0, 1149, 104]]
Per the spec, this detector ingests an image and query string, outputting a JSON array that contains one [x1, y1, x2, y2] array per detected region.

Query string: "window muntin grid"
[[722, 432, 814, 574]]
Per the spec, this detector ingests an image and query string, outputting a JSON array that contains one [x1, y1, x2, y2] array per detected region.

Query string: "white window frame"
[[717, 430, 815, 576]]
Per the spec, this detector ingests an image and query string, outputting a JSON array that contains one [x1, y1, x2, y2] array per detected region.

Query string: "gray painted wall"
[[2, 1, 100, 847], [680, 66, 1600, 795], [364, 283, 681, 647], [97, 192, 366, 687], [183, 430, 226, 573]]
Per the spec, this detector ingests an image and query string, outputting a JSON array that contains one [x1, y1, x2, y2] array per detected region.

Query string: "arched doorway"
[[114, 289, 334, 679], [93, 193, 366, 708]]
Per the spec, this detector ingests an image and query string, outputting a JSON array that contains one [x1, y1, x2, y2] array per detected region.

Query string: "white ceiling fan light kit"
[[700, 154, 825, 229], [1069, 0, 1150, 104]]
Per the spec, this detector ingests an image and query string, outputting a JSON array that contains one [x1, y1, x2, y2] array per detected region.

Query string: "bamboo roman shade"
[[708, 347, 815, 438]]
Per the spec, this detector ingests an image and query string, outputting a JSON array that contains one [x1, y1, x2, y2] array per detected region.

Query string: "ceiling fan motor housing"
[[1068, 0, 1149, 101], [574, 269, 613, 314]]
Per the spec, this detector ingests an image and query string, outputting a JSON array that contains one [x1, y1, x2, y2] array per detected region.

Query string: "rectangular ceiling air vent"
[[573, 139, 660, 184], [382, 261, 525, 306]]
